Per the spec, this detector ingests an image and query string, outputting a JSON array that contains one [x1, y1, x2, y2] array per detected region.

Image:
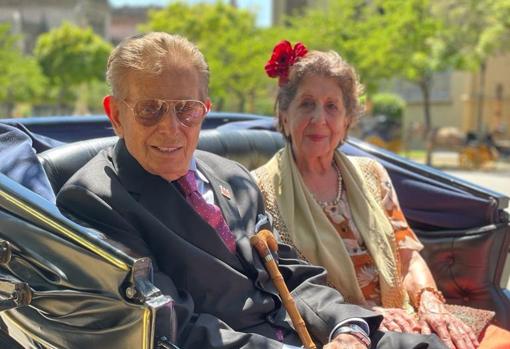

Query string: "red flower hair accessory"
[[265, 40, 308, 86]]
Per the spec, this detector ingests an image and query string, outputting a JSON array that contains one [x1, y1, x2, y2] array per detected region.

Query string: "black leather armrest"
[[418, 223, 510, 328]]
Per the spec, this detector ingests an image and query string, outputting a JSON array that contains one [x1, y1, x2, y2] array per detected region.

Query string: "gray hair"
[[276, 50, 364, 139], [106, 32, 209, 99]]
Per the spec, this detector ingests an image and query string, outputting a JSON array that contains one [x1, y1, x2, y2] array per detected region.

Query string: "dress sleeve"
[[372, 160, 424, 251]]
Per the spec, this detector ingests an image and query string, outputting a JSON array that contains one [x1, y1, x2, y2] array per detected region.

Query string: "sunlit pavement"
[[444, 168, 510, 208], [415, 151, 510, 211]]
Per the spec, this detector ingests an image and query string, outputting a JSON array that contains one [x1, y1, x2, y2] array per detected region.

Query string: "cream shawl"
[[253, 144, 409, 309]]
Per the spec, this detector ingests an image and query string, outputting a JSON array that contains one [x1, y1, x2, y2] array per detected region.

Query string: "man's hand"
[[323, 333, 369, 349]]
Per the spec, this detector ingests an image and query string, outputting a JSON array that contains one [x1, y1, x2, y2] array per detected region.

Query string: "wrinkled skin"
[[373, 290, 479, 349], [324, 333, 368, 349]]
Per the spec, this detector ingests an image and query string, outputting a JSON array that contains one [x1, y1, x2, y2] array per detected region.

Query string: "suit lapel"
[[113, 141, 243, 270], [195, 159, 241, 230], [196, 157, 258, 276]]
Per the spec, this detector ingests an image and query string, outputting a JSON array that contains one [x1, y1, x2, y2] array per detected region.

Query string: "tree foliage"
[[141, 2, 281, 113], [371, 93, 406, 122], [288, 0, 510, 164], [286, 0, 416, 93], [35, 22, 111, 86], [0, 23, 47, 116], [7, 0, 506, 125], [434, 0, 510, 70], [432, 0, 510, 135], [34, 22, 112, 111], [382, 0, 445, 165]]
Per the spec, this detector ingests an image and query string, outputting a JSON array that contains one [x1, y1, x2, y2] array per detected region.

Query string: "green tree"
[[383, 0, 447, 165], [141, 2, 280, 113], [34, 22, 112, 114], [371, 93, 406, 122], [286, 0, 407, 93], [0, 23, 46, 117], [289, 0, 447, 165], [433, 0, 510, 135], [366, 0, 510, 164]]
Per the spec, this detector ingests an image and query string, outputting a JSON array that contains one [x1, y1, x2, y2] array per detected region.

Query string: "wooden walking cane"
[[250, 229, 317, 349]]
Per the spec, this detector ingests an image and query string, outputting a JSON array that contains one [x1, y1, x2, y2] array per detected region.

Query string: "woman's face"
[[281, 74, 350, 162]]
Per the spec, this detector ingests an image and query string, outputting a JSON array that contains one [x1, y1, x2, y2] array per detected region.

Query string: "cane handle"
[[250, 231, 317, 349]]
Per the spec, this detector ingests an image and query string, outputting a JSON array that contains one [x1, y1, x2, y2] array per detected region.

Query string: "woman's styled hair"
[[276, 50, 364, 139], [106, 32, 209, 99]]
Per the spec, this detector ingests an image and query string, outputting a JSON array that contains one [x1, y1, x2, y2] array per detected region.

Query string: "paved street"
[[425, 151, 509, 210], [445, 168, 510, 209]]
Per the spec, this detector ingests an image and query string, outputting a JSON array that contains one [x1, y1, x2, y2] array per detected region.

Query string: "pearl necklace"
[[314, 161, 343, 209]]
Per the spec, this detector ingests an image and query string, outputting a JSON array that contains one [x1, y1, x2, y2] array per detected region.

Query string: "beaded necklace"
[[314, 161, 343, 208]]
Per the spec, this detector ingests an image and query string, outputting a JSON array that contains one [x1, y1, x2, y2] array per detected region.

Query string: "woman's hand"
[[418, 312, 478, 349], [323, 333, 368, 349], [372, 306, 421, 333], [418, 290, 479, 349], [399, 249, 479, 349]]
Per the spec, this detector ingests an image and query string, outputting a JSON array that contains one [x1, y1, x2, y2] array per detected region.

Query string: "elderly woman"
[[253, 41, 507, 349]]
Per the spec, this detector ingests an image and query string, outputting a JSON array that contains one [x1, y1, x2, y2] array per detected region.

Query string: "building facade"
[[397, 54, 510, 141], [0, 0, 110, 52], [272, 0, 510, 142], [272, 0, 328, 25], [109, 6, 153, 45]]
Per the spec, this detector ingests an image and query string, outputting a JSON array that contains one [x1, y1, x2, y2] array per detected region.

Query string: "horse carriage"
[[0, 114, 508, 348]]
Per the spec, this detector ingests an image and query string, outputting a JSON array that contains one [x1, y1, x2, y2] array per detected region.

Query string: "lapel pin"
[[220, 185, 232, 200]]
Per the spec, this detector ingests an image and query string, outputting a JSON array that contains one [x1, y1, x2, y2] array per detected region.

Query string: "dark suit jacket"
[[57, 140, 446, 349]]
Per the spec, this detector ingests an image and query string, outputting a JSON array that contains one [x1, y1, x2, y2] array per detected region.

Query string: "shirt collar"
[[190, 156, 209, 184]]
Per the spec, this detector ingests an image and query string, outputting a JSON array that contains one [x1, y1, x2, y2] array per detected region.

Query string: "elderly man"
[[57, 32, 446, 349]]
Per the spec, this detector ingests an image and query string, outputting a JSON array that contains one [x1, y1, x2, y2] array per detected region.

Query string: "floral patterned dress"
[[322, 159, 423, 306]]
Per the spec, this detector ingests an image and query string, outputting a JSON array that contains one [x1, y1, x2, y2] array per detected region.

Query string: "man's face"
[[107, 66, 209, 181]]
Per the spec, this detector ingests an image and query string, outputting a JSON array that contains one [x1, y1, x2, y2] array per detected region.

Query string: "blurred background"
[[0, 0, 509, 173]]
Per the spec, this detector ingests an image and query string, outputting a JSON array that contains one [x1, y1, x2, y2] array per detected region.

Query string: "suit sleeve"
[[275, 240, 382, 344], [57, 184, 289, 349], [245, 165, 383, 344]]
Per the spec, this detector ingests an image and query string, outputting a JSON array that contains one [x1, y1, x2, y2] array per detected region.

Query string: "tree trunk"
[[236, 92, 245, 113], [419, 78, 433, 166], [5, 102, 15, 117], [215, 97, 224, 111], [5, 89, 15, 117], [247, 90, 256, 113], [476, 61, 487, 138], [57, 87, 65, 115]]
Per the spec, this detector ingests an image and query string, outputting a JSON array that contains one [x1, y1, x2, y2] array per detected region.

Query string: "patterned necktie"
[[177, 170, 236, 253]]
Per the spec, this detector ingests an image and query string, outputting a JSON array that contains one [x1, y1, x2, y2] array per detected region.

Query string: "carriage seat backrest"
[[37, 128, 510, 329], [38, 129, 285, 194]]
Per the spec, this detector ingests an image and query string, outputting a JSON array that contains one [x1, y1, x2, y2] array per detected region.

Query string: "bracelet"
[[413, 287, 445, 308], [333, 324, 371, 348]]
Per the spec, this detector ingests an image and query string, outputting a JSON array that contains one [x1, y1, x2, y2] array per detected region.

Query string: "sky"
[[108, 0, 272, 27]]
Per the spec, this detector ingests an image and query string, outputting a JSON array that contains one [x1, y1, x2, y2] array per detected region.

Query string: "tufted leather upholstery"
[[39, 137, 118, 193], [419, 225, 510, 327], [39, 130, 285, 194], [38, 129, 510, 328]]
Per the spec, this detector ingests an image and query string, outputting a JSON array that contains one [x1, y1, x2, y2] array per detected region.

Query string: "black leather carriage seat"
[[38, 129, 285, 194], [38, 128, 510, 329], [39, 136, 118, 194]]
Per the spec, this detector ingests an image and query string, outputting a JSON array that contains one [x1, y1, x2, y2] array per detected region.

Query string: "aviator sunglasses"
[[121, 99, 209, 127]]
